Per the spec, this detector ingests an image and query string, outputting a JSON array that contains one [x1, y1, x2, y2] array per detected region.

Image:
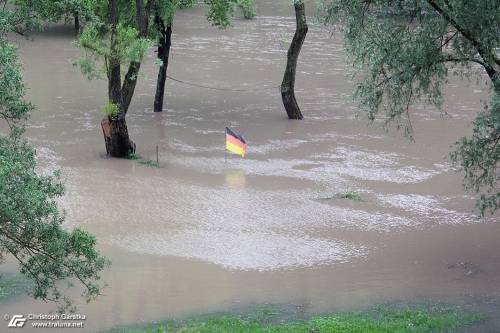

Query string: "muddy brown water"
[[1, 1, 500, 332]]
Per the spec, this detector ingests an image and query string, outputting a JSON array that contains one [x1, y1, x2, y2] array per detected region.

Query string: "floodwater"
[[2, 0, 500, 331]]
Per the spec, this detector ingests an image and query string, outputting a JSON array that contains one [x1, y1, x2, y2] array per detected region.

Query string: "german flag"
[[226, 127, 247, 157]]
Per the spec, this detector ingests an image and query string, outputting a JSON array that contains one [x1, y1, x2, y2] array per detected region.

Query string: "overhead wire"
[[166, 74, 281, 92]]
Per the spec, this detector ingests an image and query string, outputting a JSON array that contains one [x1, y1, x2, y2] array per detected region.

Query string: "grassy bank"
[[106, 305, 481, 333]]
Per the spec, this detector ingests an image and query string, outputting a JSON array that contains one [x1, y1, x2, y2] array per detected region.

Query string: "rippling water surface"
[[2, 1, 499, 331]]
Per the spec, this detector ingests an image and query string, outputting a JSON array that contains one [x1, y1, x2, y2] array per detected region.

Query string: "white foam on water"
[[376, 193, 481, 225], [170, 145, 441, 184], [312, 147, 441, 183], [110, 231, 368, 271], [33, 145, 63, 176], [60, 168, 424, 271]]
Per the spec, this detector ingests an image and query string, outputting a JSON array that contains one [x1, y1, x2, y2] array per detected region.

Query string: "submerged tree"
[[153, 0, 255, 112], [0, 1, 108, 310], [153, 0, 196, 113], [281, 0, 308, 120], [77, 0, 250, 153], [43, 0, 90, 32], [321, 0, 499, 215], [76, 0, 152, 157]]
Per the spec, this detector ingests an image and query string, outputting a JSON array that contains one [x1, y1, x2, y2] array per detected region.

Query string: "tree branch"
[[426, 0, 499, 80]]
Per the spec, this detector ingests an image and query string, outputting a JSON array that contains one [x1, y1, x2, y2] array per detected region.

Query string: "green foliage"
[[338, 191, 362, 201], [126, 153, 161, 168], [153, 0, 249, 34], [236, 0, 256, 19], [0, 2, 108, 311], [0, 39, 32, 132], [126, 152, 142, 160], [319, 191, 363, 201], [321, 0, 500, 214], [204, 0, 237, 28], [138, 159, 162, 168], [451, 95, 499, 216], [0, 134, 109, 310], [155, 0, 197, 25], [76, 0, 241, 81], [10, 0, 98, 30], [101, 102, 121, 117], [106, 306, 481, 333], [77, 22, 151, 80]]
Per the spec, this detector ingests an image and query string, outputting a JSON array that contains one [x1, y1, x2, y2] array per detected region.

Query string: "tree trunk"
[[153, 15, 173, 113], [101, 0, 152, 157], [74, 12, 80, 32], [281, 1, 308, 120], [104, 0, 132, 157], [104, 116, 134, 157]]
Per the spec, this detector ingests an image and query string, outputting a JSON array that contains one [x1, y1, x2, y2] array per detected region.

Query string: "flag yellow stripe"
[[226, 141, 246, 157], [226, 134, 246, 148]]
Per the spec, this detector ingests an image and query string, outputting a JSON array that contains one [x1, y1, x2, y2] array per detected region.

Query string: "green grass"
[[126, 152, 142, 160], [105, 306, 482, 333], [0, 273, 31, 300], [126, 153, 161, 168], [320, 191, 363, 201], [138, 159, 161, 168], [338, 191, 362, 201]]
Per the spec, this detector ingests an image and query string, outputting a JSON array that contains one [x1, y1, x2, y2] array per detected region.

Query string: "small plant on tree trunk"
[[75, 0, 153, 157], [281, 0, 308, 120]]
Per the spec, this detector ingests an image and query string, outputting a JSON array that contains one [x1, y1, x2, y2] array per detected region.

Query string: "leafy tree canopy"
[[321, 0, 499, 215], [75, 0, 249, 84], [0, 0, 108, 310]]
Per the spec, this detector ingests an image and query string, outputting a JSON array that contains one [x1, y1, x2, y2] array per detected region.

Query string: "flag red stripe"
[[226, 134, 247, 149]]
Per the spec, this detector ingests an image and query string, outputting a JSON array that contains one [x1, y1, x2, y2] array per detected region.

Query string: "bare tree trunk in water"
[[153, 15, 173, 113], [281, 0, 308, 120], [105, 116, 134, 157], [74, 12, 80, 32]]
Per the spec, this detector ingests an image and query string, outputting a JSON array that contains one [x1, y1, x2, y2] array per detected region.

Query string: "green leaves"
[[1, 1, 108, 311], [101, 102, 121, 117], [321, 0, 499, 214], [155, 0, 197, 24], [0, 136, 109, 310], [204, 0, 236, 28], [0, 39, 33, 132], [236, 0, 256, 19], [76, 22, 151, 80], [451, 94, 500, 216]]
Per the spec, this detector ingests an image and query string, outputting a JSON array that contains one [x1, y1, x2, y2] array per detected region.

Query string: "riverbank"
[[104, 304, 483, 333]]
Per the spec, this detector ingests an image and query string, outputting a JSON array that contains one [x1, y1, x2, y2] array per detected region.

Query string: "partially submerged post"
[[281, 0, 308, 120]]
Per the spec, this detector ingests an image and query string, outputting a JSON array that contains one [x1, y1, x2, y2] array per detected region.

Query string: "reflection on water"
[[2, 0, 499, 331], [225, 169, 247, 188]]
